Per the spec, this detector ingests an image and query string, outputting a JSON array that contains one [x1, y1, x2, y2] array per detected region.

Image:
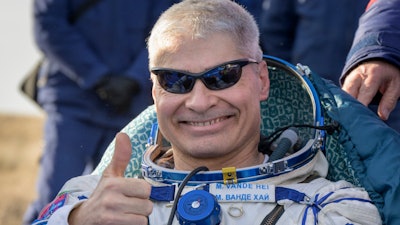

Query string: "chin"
[[188, 147, 230, 159]]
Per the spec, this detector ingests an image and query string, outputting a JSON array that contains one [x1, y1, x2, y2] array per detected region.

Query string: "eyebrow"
[[152, 58, 252, 74]]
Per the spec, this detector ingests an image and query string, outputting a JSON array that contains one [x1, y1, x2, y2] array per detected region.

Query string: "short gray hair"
[[147, 0, 262, 67]]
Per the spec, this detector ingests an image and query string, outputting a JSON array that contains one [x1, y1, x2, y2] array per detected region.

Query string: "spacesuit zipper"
[[259, 174, 320, 225], [259, 204, 284, 225]]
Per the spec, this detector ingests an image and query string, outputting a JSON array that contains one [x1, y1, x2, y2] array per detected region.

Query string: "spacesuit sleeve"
[[277, 179, 381, 224], [340, 0, 400, 82], [314, 181, 382, 225], [304, 180, 381, 225], [31, 175, 100, 225]]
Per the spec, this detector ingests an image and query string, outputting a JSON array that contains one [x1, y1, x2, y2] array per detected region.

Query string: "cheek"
[[225, 85, 259, 112], [237, 75, 263, 98], [235, 77, 265, 112], [153, 88, 182, 116], [152, 83, 170, 107], [151, 85, 158, 107]]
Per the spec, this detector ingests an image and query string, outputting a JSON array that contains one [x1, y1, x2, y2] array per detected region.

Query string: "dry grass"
[[0, 114, 43, 225]]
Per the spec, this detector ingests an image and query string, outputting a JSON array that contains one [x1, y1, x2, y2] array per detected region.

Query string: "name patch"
[[209, 182, 276, 202]]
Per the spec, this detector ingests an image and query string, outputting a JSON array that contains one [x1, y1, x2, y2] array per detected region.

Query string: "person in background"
[[341, 0, 400, 132], [22, 1, 179, 224], [235, 0, 263, 22], [32, 0, 383, 224], [259, 0, 369, 86]]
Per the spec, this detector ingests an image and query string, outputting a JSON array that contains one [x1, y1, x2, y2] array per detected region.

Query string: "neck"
[[173, 149, 265, 171]]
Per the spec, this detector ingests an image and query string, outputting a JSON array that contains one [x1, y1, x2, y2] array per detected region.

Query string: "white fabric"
[[38, 152, 381, 225], [148, 152, 381, 225]]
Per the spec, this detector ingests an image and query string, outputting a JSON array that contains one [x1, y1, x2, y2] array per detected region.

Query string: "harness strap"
[[259, 174, 320, 225]]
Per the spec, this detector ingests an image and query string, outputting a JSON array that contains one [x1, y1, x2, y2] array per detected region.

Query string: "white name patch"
[[209, 183, 276, 202]]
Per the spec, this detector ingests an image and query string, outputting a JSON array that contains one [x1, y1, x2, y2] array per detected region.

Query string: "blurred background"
[[0, 0, 42, 116], [0, 1, 44, 225]]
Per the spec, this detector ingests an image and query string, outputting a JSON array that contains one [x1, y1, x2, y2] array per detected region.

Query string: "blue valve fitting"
[[176, 190, 221, 225]]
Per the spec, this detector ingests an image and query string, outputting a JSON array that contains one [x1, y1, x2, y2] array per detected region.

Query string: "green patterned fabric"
[[260, 64, 315, 142], [93, 105, 157, 178]]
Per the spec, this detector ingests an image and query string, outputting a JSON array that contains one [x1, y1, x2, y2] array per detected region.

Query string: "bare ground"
[[0, 114, 44, 225]]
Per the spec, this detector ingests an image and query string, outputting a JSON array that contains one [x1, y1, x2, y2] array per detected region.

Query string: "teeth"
[[189, 117, 225, 126]]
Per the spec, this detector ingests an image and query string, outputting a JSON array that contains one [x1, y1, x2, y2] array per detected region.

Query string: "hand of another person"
[[95, 75, 141, 113], [342, 60, 400, 120], [68, 132, 153, 225]]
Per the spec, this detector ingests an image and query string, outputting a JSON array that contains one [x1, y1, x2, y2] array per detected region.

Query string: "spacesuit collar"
[[142, 138, 327, 186]]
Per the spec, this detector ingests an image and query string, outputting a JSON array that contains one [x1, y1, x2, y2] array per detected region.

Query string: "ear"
[[258, 60, 270, 101]]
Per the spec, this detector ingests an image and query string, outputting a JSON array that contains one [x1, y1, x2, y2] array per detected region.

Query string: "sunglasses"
[[151, 59, 259, 94]]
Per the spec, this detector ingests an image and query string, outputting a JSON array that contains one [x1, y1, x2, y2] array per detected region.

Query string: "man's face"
[[151, 33, 270, 170]]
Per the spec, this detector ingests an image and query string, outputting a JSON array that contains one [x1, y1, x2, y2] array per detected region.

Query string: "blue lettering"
[[253, 194, 270, 201], [255, 184, 269, 190], [226, 183, 253, 189], [226, 194, 251, 201]]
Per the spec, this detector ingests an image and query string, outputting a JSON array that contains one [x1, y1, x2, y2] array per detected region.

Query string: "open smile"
[[185, 116, 231, 127]]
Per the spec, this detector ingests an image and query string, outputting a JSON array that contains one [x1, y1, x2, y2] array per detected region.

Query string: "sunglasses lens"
[[152, 59, 255, 94], [156, 71, 194, 93], [203, 64, 242, 90]]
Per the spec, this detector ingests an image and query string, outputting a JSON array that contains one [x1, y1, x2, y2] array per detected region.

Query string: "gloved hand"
[[95, 74, 141, 113]]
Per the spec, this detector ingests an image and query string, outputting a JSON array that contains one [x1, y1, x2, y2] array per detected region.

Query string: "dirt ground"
[[0, 113, 44, 225]]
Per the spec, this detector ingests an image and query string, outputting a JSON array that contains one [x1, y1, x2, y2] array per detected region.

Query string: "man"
[[259, 0, 369, 86], [341, 0, 400, 132], [33, 0, 382, 224]]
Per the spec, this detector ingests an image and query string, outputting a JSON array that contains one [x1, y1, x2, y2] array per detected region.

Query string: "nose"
[[185, 80, 218, 112]]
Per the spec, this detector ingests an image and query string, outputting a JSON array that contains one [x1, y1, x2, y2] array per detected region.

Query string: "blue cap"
[[177, 190, 221, 225]]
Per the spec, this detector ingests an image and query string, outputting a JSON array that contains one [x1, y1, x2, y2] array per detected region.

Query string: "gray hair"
[[147, 0, 262, 67]]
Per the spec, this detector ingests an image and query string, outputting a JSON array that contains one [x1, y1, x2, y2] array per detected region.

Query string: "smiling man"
[[150, 33, 269, 171], [32, 0, 381, 225]]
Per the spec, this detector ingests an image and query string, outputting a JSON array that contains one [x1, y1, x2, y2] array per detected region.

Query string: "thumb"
[[103, 132, 132, 178]]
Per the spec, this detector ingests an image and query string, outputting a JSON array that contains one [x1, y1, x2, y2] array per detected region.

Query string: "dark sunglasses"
[[151, 59, 259, 94]]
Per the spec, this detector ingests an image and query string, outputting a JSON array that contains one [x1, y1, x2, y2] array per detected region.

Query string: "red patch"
[[366, 0, 377, 11], [37, 193, 68, 220]]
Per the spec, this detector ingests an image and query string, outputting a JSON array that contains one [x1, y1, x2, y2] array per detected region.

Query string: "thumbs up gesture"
[[69, 132, 153, 225]]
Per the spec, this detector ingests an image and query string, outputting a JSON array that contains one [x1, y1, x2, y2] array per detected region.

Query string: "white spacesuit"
[[33, 123, 381, 225]]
